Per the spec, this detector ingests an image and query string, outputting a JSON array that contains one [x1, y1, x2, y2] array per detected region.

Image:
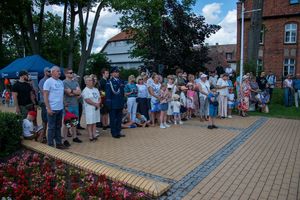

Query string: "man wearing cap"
[[22, 111, 44, 142], [198, 74, 210, 121], [12, 70, 36, 119], [216, 73, 229, 118], [38, 67, 51, 135], [43, 66, 66, 149], [105, 67, 125, 138]]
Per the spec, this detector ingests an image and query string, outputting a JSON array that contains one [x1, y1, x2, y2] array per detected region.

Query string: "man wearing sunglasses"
[[62, 67, 82, 146]]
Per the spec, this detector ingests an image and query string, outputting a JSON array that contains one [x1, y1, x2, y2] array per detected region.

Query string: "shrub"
[[0, 111, 23, 157], [119, 67, 139, 81]]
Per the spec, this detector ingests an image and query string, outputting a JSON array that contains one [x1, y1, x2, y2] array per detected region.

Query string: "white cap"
[[200, 74, 208, 78]]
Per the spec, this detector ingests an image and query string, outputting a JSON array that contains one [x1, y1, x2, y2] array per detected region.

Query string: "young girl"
[[159, 83, 171, 128], [186, 83, 195, 119], [179, 85, 188, 124], [208, 86, 219, 129], [171, 94, 181, 125], [227, 87, 235, 118]]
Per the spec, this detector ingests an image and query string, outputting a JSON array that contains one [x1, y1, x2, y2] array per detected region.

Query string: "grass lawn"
[[248, 88, 300, 120]]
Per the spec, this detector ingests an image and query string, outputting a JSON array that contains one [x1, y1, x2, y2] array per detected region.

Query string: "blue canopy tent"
[[0, 55, 63, 79]]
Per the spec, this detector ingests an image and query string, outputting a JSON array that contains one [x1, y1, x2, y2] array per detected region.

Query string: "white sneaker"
[[164, 123, 171, 128], [96, 130, 100, 133], [174, 121, 177, 125], [179, 121, 183, 125], [160, 124, 166, 129], [95, 133, 100, 137], [228, 115, 232, 119]]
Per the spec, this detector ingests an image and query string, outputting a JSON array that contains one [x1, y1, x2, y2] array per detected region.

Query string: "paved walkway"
[[1, 105, 300, 199]]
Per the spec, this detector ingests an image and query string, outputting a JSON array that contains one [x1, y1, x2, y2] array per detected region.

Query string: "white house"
[[101, 31, 144, 69]]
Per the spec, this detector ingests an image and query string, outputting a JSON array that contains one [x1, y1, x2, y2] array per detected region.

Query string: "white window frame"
[[259, 27, 265, 44], [284, 23, 297, 44], [283, 58, 296, 76], [256, 59, 263, 76]]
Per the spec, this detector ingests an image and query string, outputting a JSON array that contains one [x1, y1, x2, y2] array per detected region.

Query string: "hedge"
[[0, 111, 23, 157]]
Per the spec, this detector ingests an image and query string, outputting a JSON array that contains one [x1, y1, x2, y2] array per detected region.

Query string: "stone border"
[[22, 140, 170, 197]]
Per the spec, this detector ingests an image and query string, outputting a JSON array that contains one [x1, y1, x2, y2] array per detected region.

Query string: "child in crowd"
[[171, 94, 182, 125], [186, 83, 195, 119], [207, 86, 219, 129], [23, 111, 44, 142], [4, 89, 11, 107], [159, 83, 171, 128], [135, 113, 151, 127], [227, 87, 236, 118], [167, 75, 176, 123], [255, 90, 270, 113], [179, 85, 188, 123], [121, 108, 137, 129]]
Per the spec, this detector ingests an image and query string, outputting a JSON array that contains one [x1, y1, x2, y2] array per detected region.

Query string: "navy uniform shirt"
[[105, 77, 125, 109]]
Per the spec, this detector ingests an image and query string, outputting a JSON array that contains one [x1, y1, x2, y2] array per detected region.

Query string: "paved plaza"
[[2, 105, 300, 199]]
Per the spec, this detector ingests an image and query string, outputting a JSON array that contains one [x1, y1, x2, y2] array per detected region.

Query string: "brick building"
[[205, 44, 237, 72], [236, 0, 300, 81]]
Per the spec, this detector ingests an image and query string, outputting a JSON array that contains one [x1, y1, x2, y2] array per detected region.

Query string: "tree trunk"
[[25, 1, 39, 54], [67, 2, 76, 68], [60, 0, 68, 67], [37, 0, 45, 53], [247, 0, 264, 63], [77, 1, 104, 85]]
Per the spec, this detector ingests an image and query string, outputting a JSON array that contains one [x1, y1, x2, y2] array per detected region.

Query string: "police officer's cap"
[[110, 66, 120, 73]]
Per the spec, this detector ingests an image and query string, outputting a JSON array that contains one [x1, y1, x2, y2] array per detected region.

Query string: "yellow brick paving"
[[182, 118, 300, 200], [67, 119, 240, 181]]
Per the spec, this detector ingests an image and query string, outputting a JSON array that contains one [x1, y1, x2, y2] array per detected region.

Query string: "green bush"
[[0, 111, 23, 157], [119, 67, 139, 81]]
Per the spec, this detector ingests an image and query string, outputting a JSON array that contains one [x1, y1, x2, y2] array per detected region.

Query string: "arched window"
[[284, 23, 297, 44]]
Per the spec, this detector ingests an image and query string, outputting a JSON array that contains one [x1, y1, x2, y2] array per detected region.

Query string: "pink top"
[[187, 90, 195, 98]]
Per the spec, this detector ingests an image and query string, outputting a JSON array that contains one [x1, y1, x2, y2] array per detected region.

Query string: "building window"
[[259, 26, 265, 44], [284, 23, 297, 43], [226, 53, 233, 60], [257, 59, 263, 76], [290, 0, 299, 4], [283, 58, 295, 76]]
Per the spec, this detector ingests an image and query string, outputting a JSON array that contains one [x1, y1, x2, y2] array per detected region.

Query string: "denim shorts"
[[159, 103, 168, 111]]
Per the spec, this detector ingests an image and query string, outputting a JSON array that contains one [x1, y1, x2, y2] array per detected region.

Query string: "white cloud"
[[202, 3, 222, 24], [206, 9, 237, 45], [45, 4, 121, 52]]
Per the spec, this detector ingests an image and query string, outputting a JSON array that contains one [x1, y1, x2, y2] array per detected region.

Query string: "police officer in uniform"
[[105, 67, 125, 138]]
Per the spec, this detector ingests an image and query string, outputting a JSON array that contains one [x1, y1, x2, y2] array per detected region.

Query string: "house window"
[[283, 58, 295, 76], [290, 0, 299, 4], [226, 53, 233, 60], [284, 23, 297, 43]]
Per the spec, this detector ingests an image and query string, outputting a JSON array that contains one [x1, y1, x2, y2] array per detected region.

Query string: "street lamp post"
[[239, 1, 261, 85]]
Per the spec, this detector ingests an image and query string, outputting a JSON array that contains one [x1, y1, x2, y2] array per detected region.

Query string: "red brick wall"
[[237, 0, 300, 82]]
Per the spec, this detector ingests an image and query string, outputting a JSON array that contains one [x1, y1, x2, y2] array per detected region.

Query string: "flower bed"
[[0, 150, 147, 200]]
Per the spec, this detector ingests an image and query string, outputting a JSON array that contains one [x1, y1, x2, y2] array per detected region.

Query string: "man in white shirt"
[[43, 66, 66, 149]]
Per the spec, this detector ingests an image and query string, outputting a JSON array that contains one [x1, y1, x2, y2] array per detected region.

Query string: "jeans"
[[47, 110, 63, 146], [295, 90, 300, 108], [284, 88, 293, 107], [199, 96, 209, 117]]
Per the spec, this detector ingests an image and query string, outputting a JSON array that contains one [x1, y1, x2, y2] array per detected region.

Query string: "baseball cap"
[[200, 74, 208, 78], [28, 111, 37, 118]]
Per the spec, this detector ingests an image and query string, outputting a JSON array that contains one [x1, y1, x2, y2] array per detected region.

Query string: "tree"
[[85, 52, 110, 75], [116, 0, 220, 73]]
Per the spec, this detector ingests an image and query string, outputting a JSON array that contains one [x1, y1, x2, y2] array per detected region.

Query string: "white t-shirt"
[[199, 80, 210, 98], [23, 119, 34, 137], [43, 77, 64, 110], [171, 100, 181, 113], [217, 78, 229, 96], [167, 83, 177, 95]]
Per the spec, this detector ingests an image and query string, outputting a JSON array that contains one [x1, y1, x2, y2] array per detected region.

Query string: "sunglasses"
[[68, 72, 74, 74]]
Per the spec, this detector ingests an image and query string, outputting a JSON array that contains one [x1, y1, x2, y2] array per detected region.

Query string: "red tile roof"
[[108, 31, 134, 42]]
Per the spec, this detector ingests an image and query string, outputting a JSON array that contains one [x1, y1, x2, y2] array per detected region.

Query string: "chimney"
[[215, 43, 219, 46]]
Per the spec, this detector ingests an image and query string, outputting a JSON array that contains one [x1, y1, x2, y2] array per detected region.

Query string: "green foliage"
[[250, 89, 300, 119], [119, 67, 139, 81], [85, 53, 110, 76], [0, 112, 23, 157], [115, 0, 220, 73]]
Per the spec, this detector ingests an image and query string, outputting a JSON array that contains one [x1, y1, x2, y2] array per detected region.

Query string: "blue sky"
[[47, 1, 238, 52]]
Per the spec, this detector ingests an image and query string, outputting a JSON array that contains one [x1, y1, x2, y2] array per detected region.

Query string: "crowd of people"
[[3, 64, 300, 149]]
